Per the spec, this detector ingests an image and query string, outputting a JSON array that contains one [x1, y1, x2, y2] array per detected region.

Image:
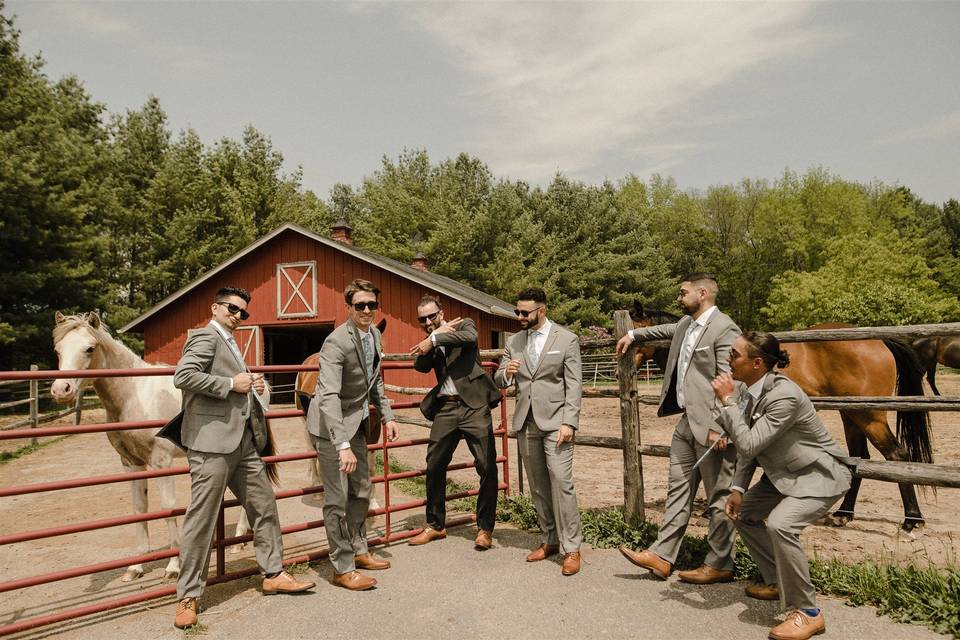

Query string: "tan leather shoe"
[[262, 570, 315, 594], [526, 543, 560, 562], [561, 551, 581, 576], [676, 564, 734, 585], [408, 526, 447, 546], [355, 553, 391, 570], [769, 609, 826, 640], [474, 529, 493, 550], [745, 583, 780, 601], [618, 546, 672, 579], [331, 570, 377, 591], [173, 597, 197, 629]]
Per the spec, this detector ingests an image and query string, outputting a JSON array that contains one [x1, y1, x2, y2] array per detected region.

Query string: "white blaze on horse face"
[[50, 327, 97, 404]]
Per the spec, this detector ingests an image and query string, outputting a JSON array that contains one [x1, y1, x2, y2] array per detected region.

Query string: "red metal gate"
[[0, 361, 509, 636]]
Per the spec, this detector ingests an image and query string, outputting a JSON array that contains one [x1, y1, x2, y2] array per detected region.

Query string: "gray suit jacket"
[[306, 318, 395, 446], [173, 324, 268, 455], [715, 373, 851, 498], [631, 308, 740, 445], [495, 322, 582, 432]]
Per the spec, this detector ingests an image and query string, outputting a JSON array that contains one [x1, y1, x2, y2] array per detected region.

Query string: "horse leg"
[[858, 411, 925, 533], [368, 450, 382, 528], [827, 413, 867, 527], [927, 365, 941, 396], [123, 464, 148, 581], [231, 504, 252, 554], [157, 474, 181, 579]]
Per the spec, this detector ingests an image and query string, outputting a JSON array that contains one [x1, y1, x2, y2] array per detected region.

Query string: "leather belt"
[[437, 394, 461, 403]]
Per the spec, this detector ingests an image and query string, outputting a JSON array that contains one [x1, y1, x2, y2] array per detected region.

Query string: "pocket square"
[[546, 350, 561, 355], [694, 346, 711, 352]]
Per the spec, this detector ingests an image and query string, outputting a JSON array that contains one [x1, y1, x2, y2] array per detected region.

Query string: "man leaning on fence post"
[[306, 278, 399, 591], [172, 286, 314, 630], [495, 287, 583, 575], [614, 273, 741, 583]]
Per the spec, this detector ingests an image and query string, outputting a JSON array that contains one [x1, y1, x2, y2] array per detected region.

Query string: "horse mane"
[[629, 301, 680, 326], [53, 313, 146, 365]]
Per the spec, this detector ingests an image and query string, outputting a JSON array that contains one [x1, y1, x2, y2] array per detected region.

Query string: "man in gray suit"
[[173, 286, 314, 630], [712, 332, 851, 640], [406, 294, 502, 550], [615, 274, 741, 583], [495, 287, 583, 575], [306, 278, 399, 591]]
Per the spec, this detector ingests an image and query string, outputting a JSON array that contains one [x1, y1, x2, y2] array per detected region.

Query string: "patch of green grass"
[[182, 622, 208, 636], [284, 562, 311, 575], [373, 452, 476, 511], [0, 436, 68, 465], [496, 495, 959, 638]]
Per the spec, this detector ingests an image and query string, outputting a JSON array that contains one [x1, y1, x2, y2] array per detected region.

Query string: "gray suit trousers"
[[518, 412, 582, 553], [312, 423, 372, 574], [737, 474, 843, 611], [177, 427, 283, 599], [649, 414, 737, 570]]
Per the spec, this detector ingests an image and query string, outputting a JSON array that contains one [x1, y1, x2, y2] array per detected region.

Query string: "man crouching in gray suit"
[[306, 278, 399, 591], [495, 287, 583, 575], [712, 332, 851, 640], [173, 287, 314, 630], [616, 274, 741, 583]]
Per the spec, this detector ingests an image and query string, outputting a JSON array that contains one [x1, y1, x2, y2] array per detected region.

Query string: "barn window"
[[276, 261, 318, 319], [233, 326, 262, 366]]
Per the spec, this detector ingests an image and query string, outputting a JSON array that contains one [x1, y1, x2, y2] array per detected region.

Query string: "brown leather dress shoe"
[[745, 583, 780, 601], [526, 543, 560, 562], [676, 564, 734, 585], [408, 526, 447, 546], [355, 553, 391, 570], [561, 551, 581, 576], [618, 546, 672, 579], [769, 609, 826, 640], [474, 529, 493, 550], [331, 570, 377, 591], [174, 597, 198, 629], [262, 570, 316, 594]]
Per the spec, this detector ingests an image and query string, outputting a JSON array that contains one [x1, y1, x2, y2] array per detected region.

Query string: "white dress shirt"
[[504, 319, 552, 385], [429, 326, 460, 396]]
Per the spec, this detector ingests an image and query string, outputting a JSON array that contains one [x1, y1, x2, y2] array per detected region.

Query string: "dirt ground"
[[0, 374, 957, 634]]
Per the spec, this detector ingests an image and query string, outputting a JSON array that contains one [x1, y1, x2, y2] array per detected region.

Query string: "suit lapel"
[[532, 324, 559, 376], [690, 307, 718, 352], [666, 316, 691, 375], [347, 320, 370, 387], [520, 330, 533, 374], [210, 324, 245, 373]]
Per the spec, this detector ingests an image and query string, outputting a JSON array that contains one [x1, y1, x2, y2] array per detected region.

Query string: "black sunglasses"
[[219, 302, 250, 320], [417, 311, 441, 325], [351, 301, 379, 312], [514, 306, 543, 318]]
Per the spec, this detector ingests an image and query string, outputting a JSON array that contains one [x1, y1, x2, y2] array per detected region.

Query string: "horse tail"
[[261, 419, 281, 486], [883, 338, 934, 464]]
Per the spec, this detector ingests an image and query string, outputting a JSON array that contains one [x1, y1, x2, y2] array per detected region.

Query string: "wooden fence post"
[[614, 310, 644, 525], [29, 365, 38, 446]]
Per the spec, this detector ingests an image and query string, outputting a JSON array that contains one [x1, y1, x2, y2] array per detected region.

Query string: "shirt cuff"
[[228, 377, 234, 391], [627, 329, 635, 341], [336, 441, 351, 451], [430, 332, 437, 346], [730, 485, 746, 494]]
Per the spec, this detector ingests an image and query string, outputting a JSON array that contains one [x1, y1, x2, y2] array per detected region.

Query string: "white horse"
[[49, 312, 265, 579]]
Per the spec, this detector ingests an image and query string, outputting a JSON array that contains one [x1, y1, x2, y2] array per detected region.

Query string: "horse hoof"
[[900, 520, 925, 535], [121, 568, 144, 582], [163, 570, 179, 582], [825, 513, 852, 527], [229, 543, 247, 554]]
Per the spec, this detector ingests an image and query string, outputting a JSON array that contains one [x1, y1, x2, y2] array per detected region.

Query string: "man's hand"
[[707, 429, 728, 451], [615, 334, 635, 358], [725, 490, 743, 521], [505, 359, 522, 377], [338, 448, 358, 474], [251, 374, 266, 395], [711, 372, 736, 402], [233, 373, 255, 393], [557, 424, 575, 448], [409, 337, 434, 357], [384, 420, 400, 442], [433, 317, 463, 335]]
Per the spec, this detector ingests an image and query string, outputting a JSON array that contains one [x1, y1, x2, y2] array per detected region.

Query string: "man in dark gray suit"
[[173, 286, 314, 630], [495, 287, 583, 575], [615, 274, 741, 583], [713, 332, 851, 640], [406, 294, 502, 550], [307, 278, 399, 591]]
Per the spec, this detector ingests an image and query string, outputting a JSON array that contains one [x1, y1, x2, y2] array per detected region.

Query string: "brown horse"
[[911, 335, 960, 396], [629, 302, 933, 532]]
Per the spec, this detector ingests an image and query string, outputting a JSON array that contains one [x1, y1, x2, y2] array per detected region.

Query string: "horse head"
[[629, 300, 676, 371], [50, 311, 109, 404]]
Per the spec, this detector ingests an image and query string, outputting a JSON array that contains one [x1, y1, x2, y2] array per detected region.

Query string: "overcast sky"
[[9, 1, 960, 204]]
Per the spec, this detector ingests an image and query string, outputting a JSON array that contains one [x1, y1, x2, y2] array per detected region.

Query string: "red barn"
[[120, 222, 517, 402]]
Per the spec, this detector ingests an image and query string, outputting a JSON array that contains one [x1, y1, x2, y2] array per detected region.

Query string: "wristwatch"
[[721, 395, 736, 407]]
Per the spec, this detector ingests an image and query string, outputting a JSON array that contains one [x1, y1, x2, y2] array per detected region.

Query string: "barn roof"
[[120, 223, 516, 333]]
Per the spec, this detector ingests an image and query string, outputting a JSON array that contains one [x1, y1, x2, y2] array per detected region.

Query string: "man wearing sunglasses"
[[495, 287, 583, 575], [172, 287, 314, 630], [306, 278, 399, 591], [406, 294, 502, 550]]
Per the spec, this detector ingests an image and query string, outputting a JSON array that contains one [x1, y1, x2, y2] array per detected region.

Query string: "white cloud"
[[879, 110, 960, 145], [405, 2, 822, 182]]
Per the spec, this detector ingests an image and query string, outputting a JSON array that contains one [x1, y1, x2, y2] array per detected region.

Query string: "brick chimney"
[[331, 219, 353, 245], [411, 251, 429, 272]]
